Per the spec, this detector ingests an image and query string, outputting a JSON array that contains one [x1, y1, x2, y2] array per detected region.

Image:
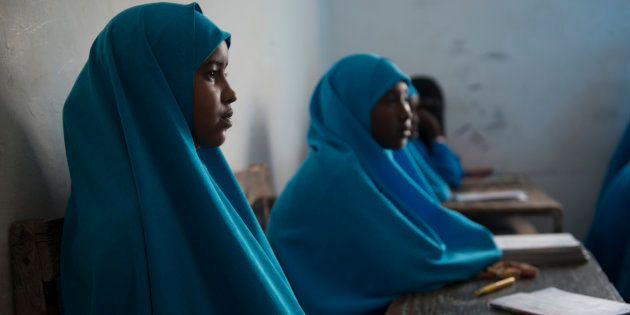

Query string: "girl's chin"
[[197, 131, 227, 148]]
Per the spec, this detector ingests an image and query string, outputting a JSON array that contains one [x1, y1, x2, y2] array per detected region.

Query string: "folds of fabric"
[[429, 141, 465, 188], [586, 118, 630, 301], [617, 238, 630, 301], [586, 163, 630, 301], [411, 139, 464, 189], [403, 143, 452, 202], [600, 120, 630, 194], [267, 54, 501, 315], [403, 85, 450, 201], [60, 3, 303, 314]]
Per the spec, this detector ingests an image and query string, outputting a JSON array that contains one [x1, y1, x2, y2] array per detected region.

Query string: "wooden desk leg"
[[551, 209, 563, 232]]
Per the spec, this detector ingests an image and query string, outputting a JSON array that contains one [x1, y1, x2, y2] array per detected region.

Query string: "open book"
[[490, 287, 630, 315], [452, 190, 528, 202], [493, 233, 587, 266]]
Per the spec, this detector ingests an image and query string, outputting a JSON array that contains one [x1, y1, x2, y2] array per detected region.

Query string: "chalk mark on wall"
[[482, 51, 509, 62], [20, 18, 61, 35]]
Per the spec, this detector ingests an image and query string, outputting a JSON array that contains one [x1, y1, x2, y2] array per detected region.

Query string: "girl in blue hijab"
[[586, 118, 630, 301], [400, 85, 452, 202], [60, 3, 303, 314], [598, 121, 630, 193], [267, 54, 501, 315], [410, 76, 466, 188]]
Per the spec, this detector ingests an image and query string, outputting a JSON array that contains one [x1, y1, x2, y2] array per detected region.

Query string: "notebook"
[[452, 190, 528, 202], [490, 287, 630, 315], [493, 233, 587, 266]]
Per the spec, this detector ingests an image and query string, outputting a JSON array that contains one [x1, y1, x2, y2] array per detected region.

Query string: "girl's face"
[[408, 94, 421, 139], [371, 82, 412, 149], [193, 41, 237, 147]]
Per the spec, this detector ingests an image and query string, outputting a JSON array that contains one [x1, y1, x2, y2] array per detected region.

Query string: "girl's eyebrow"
[[203, 57, 228, 68], [389, 90, 404, 97], [204, 61, 224, 68]]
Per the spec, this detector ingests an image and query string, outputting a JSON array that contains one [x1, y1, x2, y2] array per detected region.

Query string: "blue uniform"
[[267, 54, 501, 315], [601, 122, 630, 192], [403, 143, 452, 202], [410, 139, 464, 189], [404, 85, 452, 201], [586, 118, 630, 301], [60, 3, 303, 314]]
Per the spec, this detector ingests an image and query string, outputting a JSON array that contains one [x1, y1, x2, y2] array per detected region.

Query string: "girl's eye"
[[389, 96, 404, 105], [205, 71, 217, 81]]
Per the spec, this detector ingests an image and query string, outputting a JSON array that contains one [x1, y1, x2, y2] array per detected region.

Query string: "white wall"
[[324, 0, 630, 238], [0, 0, 325, 312]]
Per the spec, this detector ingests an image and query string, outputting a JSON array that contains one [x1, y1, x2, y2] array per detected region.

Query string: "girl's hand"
[[477, 261, 539, 280]]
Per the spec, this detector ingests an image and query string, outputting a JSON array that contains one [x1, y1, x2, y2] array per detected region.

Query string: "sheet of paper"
[[493, 233, 581, 252], [453, 190, 528, 202], [490, 287, 630, 315]]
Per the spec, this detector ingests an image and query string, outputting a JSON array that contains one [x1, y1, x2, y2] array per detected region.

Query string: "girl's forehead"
[[388, 82, 409, 94]]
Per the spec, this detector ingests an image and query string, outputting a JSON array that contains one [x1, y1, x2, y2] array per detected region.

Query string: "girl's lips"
[[220, 118, 232, 129], [399, 122, 413, 138], [219, 117, 232, 129], [219, 109, 233, 128], [401, 119, 412, 138]]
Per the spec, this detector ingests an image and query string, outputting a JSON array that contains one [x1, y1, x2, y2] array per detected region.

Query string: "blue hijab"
[[426, 140, 465, 188], [61, 3, 303, 314], [586, 118, 630, 300], [409, 139, 464, 189], [403, 86, 452, 202], [267, 54, 501, 315], [407, 85, 463, 188], [586, 163, 630, 301], [601, 120, 630, 193]]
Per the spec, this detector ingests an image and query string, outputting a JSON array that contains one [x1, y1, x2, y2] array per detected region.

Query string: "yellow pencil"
[[474, 276, 516, 297]]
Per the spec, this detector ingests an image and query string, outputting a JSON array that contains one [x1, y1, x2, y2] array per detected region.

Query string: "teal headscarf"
[[586, 163, 630, 301], [61, 3, 303, 314], [600, 120, 630, 193], [424, 140, 465, 188], [267, 54, 501, 315], [404, 85, 452, 202], [586, 117, 630, 301]]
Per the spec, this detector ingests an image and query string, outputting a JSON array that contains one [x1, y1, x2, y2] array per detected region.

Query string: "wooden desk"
[[386, 251, 623, 315], [459, 174, 528, 190], [444, 186, 563, 233]]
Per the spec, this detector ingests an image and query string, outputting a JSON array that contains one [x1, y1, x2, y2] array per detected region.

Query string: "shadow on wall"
[[247, 105, 272, 167], [0, 97, 58, 313], [298, 129, 310, 164], [0, 102, 57, 219], [246, 103, 311, 191]]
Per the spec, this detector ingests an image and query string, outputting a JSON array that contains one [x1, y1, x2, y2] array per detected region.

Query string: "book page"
[[490, 287, 630, 315], [453, 190, 528, 202], [493, 233, 581, 251]]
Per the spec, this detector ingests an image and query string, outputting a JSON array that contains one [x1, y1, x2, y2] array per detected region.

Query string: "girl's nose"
[[223, 81, 237, 104], [401, 103, 412, 120]]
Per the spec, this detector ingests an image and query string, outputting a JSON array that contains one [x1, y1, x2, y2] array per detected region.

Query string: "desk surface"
[[444, 179, 564, 232], [459, 174, 528, 190], [385, 251, 623, 315], [443, 188, 562, 216]]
